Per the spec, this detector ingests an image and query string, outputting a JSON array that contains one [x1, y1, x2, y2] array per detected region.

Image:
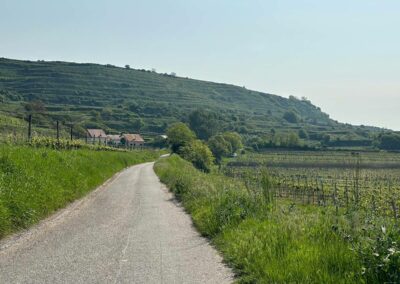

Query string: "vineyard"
[[218, 150, 400, 281], [224, 151, 400, 218]]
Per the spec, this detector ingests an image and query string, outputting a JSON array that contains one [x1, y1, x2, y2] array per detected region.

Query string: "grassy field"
[[155, 154, 400, 283], [0, 145, 160, 238]]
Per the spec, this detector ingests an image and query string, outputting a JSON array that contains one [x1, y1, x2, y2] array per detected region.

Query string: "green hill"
[[0, 57, 380, 146]]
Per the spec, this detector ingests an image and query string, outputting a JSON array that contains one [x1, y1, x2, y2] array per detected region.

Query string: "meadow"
[[155, 153, 400, 283], [0, 145, 160, 238]]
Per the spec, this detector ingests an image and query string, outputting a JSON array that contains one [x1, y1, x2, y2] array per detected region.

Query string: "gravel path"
[[0, 162, 233, 283]]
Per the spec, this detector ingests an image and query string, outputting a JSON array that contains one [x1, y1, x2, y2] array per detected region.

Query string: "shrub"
[[166, 122, 196, 153], [208, 135, 232, 163], [222, 132, 243, 153], [283, 110, 299, 123], [180, 140, 214, 172]]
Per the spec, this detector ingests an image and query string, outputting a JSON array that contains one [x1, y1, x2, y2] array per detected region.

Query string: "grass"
[[0, 145, 160, 238], [154, 155, 365, 283]]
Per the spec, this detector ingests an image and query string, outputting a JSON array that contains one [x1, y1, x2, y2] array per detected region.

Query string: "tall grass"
[[0, 145, 159, 238], [154, 155, 363, 283]]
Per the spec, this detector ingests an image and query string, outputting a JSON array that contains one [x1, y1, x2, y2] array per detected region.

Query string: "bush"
[[283, 110, 299, 123], [180, 140, 214, 172], [208, 135, 232, 163], [166, 122, 196, 153], [222, 132, 243, 153], [378, 133, 400, 150], [298, 129, 309, 139]]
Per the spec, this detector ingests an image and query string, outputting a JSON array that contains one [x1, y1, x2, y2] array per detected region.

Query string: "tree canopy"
[[378, 133, 400, 150], [188, 109, 219, 140], [208, 134, 232, 163], [166, 122, 196, 153], [181, 140, 214, 172]]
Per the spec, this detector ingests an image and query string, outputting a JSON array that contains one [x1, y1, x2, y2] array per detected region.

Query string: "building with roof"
[[86, 129, 107, 144], [121, 133, 145, 147], [107, 134, 122, 146]]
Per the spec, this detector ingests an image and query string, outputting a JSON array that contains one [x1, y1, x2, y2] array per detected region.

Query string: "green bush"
[[208, 134, 232, 163], [166, 122, 196, 153], [180, 140, 214, 172]]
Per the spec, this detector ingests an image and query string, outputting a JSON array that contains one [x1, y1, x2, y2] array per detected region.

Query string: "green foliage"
[[208, 134, 232, 163], [298, 128, 309, 139], [222, 131, 243, 153], [154, 156, 363, 283], [166, 122, 196, 153], [27, 136, 126, 151], [283, 110, 299, 123], [188, 109, 219, 140], [282, 132, 300, 147], [180, 140, 214, 172], [24, 100, 46, 114], [378, 133, 400, 150], [323, 134, 331, 144], [0, 145, 159, 238]]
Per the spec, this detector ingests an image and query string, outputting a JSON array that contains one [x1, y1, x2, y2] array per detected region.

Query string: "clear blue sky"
[[1, 0, 399, 130]]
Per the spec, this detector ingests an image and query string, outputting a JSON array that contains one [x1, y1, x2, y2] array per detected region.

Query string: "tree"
[[166, 123, 196, 153], [24, 100, 46, 114], [188, 109, 219, 140], [298, 129, 309, 139], [283, 111, 299, 123], [208, 135, 231, 164], [322, 134, 331, 145], [287, 132, 300, 147], [125, 65, 130, 69], [127, 101, 139, 112], [378, 133, 400, 150], [101, 108, 113, 120], [150, 136, 168, 149], [131, 118, 144, 132], [181, 140, 214, 172], [222, 132, 243, 153]]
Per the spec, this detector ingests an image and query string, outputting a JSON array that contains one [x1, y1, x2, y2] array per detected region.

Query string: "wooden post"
[[28, 114, 32, 141], [56, 121, 60, 143], [70, 125, 73, 141]]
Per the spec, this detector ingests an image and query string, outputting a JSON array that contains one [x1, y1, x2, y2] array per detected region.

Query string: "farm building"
[[121, 134, 145, 147], [107, 135, 122, 146], [86, 129, 107, 144]]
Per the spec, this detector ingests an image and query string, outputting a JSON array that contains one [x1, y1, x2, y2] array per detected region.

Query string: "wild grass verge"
[[0, 145, 159, 238], [155, 155, 376, 283]]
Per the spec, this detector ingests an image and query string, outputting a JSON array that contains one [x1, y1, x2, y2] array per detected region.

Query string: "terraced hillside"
[[0, 57, 380, 145]]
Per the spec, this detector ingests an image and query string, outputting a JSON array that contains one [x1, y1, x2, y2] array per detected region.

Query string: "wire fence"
[[0, 114, 147, 150]]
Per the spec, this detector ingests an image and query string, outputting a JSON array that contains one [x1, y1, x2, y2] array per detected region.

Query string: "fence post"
[[56, 121, 60, 143], [28, 114, 32, 141], [70, 125, 73, 141]]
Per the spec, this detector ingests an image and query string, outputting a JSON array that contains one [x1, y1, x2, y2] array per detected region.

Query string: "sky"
[[0, 0, 399, 130]]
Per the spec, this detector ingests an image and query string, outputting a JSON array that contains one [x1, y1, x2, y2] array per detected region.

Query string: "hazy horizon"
[[1, 0, 399, 130]]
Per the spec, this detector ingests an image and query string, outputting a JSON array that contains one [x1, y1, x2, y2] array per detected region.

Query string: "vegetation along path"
[[0, 162, 233, 283]]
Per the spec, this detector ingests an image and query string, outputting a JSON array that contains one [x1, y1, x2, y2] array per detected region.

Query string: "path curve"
[[0, 162, 233, 283]]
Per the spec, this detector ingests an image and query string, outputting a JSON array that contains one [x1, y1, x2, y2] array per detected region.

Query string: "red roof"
[[87, 129, 107, 138], [122, 134, 144, 143]]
